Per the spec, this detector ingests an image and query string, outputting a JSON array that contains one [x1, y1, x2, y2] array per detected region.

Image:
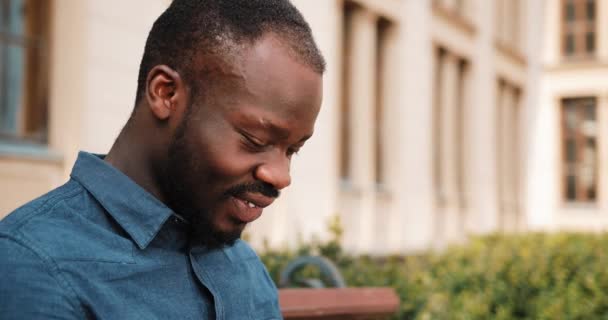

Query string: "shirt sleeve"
[[0, 236, 82, 319]]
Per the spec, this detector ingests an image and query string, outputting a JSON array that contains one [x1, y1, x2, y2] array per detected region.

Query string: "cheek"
[[196, 126, 255, 183]]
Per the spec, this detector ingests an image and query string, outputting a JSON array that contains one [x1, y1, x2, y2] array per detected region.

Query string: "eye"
[[241, 132, 269, 152], [286, 146, 301, 157]]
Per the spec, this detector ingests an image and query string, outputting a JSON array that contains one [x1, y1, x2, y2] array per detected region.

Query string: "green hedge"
[[259, 218, 608, 319]]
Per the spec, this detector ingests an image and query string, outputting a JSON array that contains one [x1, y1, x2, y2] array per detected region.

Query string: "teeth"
[[247, 201, 256, 208]]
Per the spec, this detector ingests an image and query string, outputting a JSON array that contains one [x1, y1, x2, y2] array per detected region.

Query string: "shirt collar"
[[70, 151, 174, 249]]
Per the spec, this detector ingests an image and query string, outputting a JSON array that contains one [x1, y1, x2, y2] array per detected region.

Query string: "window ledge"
[[339, 180, 393, 200], [0, 141, 63, 164], [339, 179, 363, 197], [545, 59, 608, 72], [495, 41, 527, 66], [375, 183, 392, 201], [560, 202, 598, 211], [432, 3, 476, 37], [560, 54, 598, 63]]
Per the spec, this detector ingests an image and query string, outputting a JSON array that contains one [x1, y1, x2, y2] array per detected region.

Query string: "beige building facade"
[[1, 0, 599, 255], [532, 0, 608, 230]]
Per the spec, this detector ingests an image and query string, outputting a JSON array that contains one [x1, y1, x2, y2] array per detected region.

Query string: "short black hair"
[[135, 0, 326, 104]]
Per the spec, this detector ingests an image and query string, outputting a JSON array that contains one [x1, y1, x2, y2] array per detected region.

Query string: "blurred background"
[[0, 0, 606, 255]]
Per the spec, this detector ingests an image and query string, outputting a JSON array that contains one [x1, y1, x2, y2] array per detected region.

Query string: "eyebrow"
[[259, 118, 312, 143]]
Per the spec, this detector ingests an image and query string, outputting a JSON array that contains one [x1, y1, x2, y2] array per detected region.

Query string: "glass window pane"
[[0, 1, 10, 32], [579, 162, 595, 201], [586, 31, 595, 53], [588, 186, 596, 200], [565, 104, 578, 130], [565, 33, 575, 55], [0, 43, 24, 136], [0, 1, 6, 31], [585, 100, 596, 120], [565, 0, 576, 21], [586, 0, 595, 20], [566, 175, 576, 200], [582, 138, 597, 201], [581, 101, 596, 136], [0, 0, 24, 35], [562, 98, 598, 203], [566, 139, 576, 162], [0, 0, 26, 138], [0, 0, 47, 142]]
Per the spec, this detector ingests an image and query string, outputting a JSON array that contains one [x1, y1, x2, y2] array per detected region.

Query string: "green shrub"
[[260, 219, 608, 319]]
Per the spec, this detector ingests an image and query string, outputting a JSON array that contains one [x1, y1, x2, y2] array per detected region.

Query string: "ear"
[[145, 65, 184, 121]]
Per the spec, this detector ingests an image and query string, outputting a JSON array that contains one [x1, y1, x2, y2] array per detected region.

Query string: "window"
[[561, 98, 597, 203], [496, 80, 521, 229], [562, 0, 596, 59], [339, 3, 353, 180], [432, 47, 468, 206], [374, 17, 394, 185], [0, 0, 50, 143], [339, 2, 394, 186]]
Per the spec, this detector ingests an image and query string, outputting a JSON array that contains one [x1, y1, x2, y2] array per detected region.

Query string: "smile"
[[229, 194, 275, 224]]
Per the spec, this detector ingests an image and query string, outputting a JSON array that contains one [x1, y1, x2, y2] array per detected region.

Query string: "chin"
[[190, 219, 245, 248]]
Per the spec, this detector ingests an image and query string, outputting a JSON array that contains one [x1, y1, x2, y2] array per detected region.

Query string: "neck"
[[105, 128, 167, 203]]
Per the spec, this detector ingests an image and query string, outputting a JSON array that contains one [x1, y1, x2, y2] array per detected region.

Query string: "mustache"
[[225, 182, 280, 199]]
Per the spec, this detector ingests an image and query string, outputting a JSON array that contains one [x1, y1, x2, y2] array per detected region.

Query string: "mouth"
[[229, 193, 275, 224]]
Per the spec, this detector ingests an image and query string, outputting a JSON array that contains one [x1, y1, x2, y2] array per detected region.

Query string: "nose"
[[254, 154, 292, 190]]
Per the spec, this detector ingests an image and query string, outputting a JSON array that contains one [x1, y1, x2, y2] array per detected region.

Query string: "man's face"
[[163, 34, 323, 247]]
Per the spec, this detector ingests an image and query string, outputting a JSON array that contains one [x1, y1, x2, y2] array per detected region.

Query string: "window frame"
[[560, 97, 599, 204], [561, 0, 597, 60], [0, 0, 51, 144]]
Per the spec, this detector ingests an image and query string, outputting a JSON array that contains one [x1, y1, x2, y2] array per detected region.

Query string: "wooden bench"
[[279, 288, 400, 320]]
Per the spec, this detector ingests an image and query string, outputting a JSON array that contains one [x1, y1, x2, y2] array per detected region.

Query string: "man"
[[0, 0, 325, 319]]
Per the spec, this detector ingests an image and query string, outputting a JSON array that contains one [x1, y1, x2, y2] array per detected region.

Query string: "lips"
[[230, 193, 275, 223]]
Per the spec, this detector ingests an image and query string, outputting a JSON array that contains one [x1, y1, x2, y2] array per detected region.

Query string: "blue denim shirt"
[[0, 152, 281, 319]]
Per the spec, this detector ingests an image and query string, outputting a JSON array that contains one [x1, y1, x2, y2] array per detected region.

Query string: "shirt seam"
[[1, 185, 92, 317], [0, 234, 87, 317], [190, 253, 224, 320], [3, 182, 83, 232]]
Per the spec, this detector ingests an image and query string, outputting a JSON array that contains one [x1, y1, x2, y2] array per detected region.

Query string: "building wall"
[[0, 0, 169, 213], [252, 0, 544, 254], [532, 0, 608, 231], [1, 0, 548, 254]]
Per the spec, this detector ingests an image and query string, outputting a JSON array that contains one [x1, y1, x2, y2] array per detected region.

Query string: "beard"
[[160, 114, 240, 249], [159, 109, 280, 249]]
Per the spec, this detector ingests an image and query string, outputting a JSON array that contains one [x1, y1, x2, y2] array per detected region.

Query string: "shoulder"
[[0, 179, 84, 234], [0, 179, 130, 264], [0, 180, 90, 257], [0, 179, 88, 275]]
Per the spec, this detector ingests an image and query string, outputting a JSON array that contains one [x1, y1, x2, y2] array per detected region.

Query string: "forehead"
[[219, 33, 323, 133]]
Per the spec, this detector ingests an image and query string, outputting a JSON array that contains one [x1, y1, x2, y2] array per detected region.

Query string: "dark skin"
[[105, 33, 323, 247]]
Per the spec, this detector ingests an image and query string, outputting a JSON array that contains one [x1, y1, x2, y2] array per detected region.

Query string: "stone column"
[[437, 52, 462, 245], [374, 22, 402, 253], [458, 62, 471, 232], [348, 8, 376, 187], [510, 88, 521, 231], [345, 8, 377, 252], [498, 84, 519, 232]]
